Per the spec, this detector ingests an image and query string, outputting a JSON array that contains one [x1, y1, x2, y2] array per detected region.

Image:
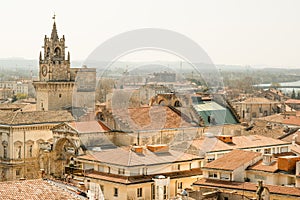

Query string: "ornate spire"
[[51, 14, 58, 41]]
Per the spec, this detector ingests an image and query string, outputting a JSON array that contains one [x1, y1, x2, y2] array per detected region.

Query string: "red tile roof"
[[0, 179, 84, 199], [248, 159, 278, 173], [192, 135, 289, 153], [68, 121, 110, 133], [77, 147, 200, 167], [113, 106, 195, 131], [285, 99, 300, 104], [194, 178, 300, 197], [84, 168, 202, 184], [203, 150, 261, 171]]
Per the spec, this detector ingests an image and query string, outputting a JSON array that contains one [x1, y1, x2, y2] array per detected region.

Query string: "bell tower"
[[39, 15, 71, 81], [33, 15, 75, 111]]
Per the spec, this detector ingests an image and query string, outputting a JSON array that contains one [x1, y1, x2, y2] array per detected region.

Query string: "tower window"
[[54, 47, 61, 56], [59, 94, 62, 98]]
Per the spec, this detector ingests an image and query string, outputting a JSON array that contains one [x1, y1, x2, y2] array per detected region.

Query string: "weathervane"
[[52, 13, 56, 22]]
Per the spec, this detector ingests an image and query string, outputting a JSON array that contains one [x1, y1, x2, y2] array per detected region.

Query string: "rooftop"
[[203, 149, 261, 171], [68, 121, 110, 133], [83, 168, 202, 184], [248, 159, 278, 173], [285, 99, 300, 104], [77, 146, 200, 167], [0, 179, 85, 199], [113, 106, 195, 131], [0, 110, 74, 125], [193, 178, 300, 197], [191, 135, 290, 153], [238, 97, 278, 104]]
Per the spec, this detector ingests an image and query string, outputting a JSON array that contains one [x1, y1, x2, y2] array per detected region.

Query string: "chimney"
[[278, 156, 300, 172], [262, 154, 273, 166], [217, 135, 233, 144], [132, 146, 143, 154], [147, 144, 169, 153]]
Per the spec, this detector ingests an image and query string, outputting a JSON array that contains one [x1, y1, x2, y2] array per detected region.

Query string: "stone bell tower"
[[33, 16, 75, 111]]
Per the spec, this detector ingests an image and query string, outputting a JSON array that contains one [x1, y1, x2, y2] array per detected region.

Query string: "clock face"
[[42, 66, 47, 77]]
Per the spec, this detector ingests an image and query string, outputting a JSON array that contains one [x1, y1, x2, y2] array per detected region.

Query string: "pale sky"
[[0, 0, 299, 67]]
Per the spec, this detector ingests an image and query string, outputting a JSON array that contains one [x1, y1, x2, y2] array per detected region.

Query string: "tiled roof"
[[84, 168, 202, 184], [0, 110, 74, 125], [68, 121, 110, 133], [0, 179, 85, 199], [191, 135, 289, 153], [282, 116, 300, 126], [285, 99, 300, 104], [248, 159, 278, 172], [291, 145, 300, 155], [193, 178, 300, 197], [239, 97, 278, 104], [113, 106, 195, 131], [203, 149, 261, 171], [77, 147, 200, 167]]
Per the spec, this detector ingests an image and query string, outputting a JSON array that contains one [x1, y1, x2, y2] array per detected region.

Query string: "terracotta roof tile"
[[113, 106, 195, 131], [68, 121, 110, 133], [78, 147, 200, 167], [84, 168, 202, 184], [240, 97, 278, 104], [203, 149, 261, 171], [0, 179, 85, 199], [248, 159, 278, 172], [191, 135, 290, 153], [193, 178, 300, 197], [0, 110, 74, 125]]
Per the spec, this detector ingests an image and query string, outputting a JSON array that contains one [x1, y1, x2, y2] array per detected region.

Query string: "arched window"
[[54, 47, 61, 57], [17, 146, 21, 159], [46, 47, 50, 58]]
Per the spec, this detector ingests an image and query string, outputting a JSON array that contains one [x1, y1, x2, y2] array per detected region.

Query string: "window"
[[118, 168, 125, 175], [177, 164, 180, 170], [3, 145, 7, 159], [208, 172, 218, 179], [142, 167, 147, 175], [151, 184, 155, 200], [137, 187, 142, 197], [220, 173, 230, 180], [17, 146, 21, 159], [16, 169, 20, 176], [264, 148, 271, 154], [107, 167, 110, 174], [163, 186, 167, 199], [114, 188, 118, 197], [59, 94, 62, 98], [29, 145, 33, 157], [178, 182, 183, 189], [281, 147, 288, 153]]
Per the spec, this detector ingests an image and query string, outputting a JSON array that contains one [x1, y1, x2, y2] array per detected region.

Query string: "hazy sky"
[[0, 0, 299, 67]]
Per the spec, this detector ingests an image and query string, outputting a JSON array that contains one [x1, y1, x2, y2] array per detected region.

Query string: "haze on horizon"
[[0, 0, 299, 67]]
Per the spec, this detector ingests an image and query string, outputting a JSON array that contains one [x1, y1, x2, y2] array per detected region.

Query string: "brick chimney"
[[217, 135, 233, 144], [132, 146, 144, 154], [147, 144, 169, 153]]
